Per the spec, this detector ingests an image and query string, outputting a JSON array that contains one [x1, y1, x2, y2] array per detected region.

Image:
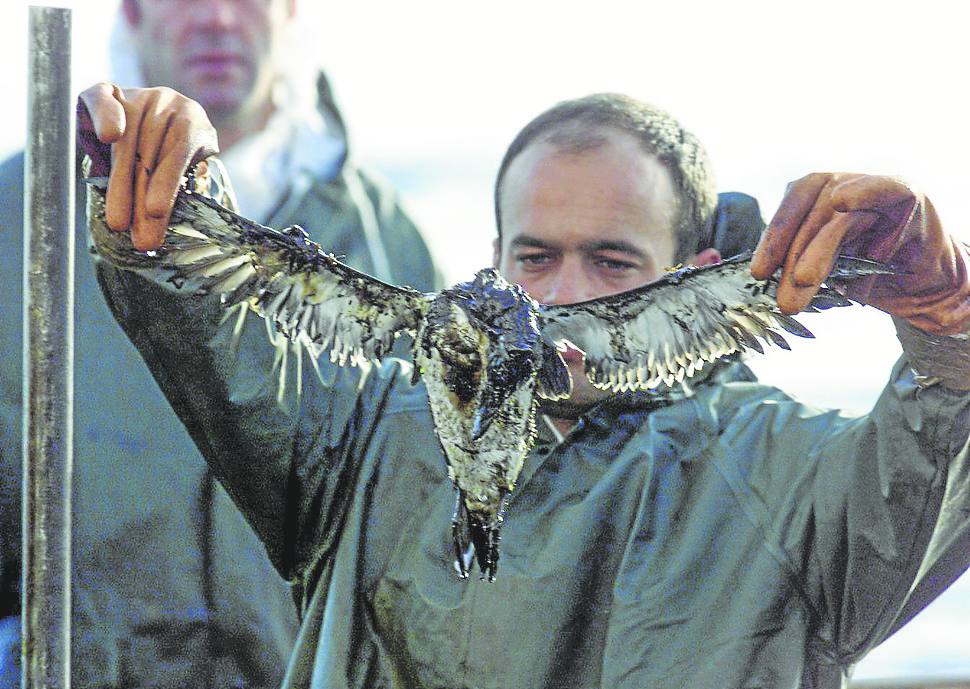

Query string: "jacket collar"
[[535, 359, 756, 464]]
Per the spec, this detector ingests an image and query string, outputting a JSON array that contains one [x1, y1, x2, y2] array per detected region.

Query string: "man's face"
[[494, 129, 681, 410], [124, 0, 292, 125]]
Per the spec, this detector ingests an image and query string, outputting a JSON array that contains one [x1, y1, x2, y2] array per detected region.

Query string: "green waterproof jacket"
[[89, 195, 970, 689], [0, 74, 438, 687]]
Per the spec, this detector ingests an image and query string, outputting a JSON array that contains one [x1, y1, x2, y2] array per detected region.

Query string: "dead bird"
[[85, 176, 898, 581]]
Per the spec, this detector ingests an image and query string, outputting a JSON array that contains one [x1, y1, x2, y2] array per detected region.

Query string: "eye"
[[515, 252, 555, 270], [594, 257, 637, 273]]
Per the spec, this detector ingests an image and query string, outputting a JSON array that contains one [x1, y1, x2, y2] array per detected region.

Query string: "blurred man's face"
[[494, 128, 681, 411], [123, 0, 294, 127]]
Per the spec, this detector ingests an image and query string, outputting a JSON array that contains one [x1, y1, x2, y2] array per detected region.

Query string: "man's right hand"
[[77, 83, 219, 251]]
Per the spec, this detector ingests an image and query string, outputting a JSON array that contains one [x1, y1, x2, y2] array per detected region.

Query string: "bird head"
[[470, 337, 541, 440], [450, 269, 545, 440]]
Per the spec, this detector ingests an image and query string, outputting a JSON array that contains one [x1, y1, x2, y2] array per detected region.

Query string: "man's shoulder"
[[0, 152, 25, 198], [298, 162, 402, 213], [699, 363, 821, 425], [0, 151, 87, 241], [0, 153, 26, 246]]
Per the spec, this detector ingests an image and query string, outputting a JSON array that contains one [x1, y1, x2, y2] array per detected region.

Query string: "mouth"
[[184, 53, 246, 74]]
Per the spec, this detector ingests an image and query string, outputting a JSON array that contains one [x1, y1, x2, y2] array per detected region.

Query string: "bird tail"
[[452, 492, 504, 582]]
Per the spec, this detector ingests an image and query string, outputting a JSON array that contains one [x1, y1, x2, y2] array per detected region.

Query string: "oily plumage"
[[541, 254, 868, 393], [86, 178, 896, 581]]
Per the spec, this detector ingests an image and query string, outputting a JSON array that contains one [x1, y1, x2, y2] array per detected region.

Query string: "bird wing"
[[86, 179, 426, 366], [539, 253, 892, 392]]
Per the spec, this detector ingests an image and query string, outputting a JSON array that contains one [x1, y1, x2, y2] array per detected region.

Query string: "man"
[[0, 0, 437, 685], [80, 84, 969, 688]]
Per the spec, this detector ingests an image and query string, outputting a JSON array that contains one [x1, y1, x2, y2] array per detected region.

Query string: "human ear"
[[121, 0, 141, 28], [690, 247, 721, 267]]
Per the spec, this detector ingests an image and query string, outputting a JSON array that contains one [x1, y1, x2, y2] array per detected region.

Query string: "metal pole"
[[22, 6, 74, 689]]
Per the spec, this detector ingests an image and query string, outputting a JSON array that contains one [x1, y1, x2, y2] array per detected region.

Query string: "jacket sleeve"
[[91, 223, 396, 584], [733, 358, 970, 665]]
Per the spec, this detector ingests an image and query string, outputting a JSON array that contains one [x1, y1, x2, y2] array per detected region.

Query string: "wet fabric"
[[0, 78, 438, 688], [91, 222, 970, 688]]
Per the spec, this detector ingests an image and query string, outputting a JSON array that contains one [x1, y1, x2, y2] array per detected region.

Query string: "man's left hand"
[[77, 83, 218, 252], [751, 173, 970, 335]]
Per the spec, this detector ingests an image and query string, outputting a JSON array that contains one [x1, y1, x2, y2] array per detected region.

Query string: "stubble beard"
[[536, 361, 612, 420]]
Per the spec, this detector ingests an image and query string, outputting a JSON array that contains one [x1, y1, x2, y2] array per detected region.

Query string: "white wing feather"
[[87, 180, 426, 366], [540, 254, 888, 393]]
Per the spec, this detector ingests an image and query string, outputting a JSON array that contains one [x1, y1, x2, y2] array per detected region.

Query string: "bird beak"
[[471, 378, 516, 441], [471, 404, 498, 442], [471, 349, 531, 442]]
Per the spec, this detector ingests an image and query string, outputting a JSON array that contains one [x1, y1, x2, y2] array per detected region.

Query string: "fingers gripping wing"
[[89, 181, 426, 366], [540, 254, 850, 393]]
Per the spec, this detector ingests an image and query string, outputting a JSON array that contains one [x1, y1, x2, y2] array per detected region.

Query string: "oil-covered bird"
[[85, 176, 897, 581]]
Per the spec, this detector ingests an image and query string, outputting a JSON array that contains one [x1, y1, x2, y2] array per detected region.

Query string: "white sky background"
[[3, 0, 969, 680]]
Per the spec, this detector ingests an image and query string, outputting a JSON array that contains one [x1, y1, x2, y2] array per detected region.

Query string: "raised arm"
[[743, 174, 970, 659], [79, 84, 384, 583]]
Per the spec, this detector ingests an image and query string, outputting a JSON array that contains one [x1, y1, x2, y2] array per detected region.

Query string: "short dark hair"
[[494, 93, 717, 263]]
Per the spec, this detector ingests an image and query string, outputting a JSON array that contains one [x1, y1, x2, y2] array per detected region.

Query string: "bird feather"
[[540, 253, 896, 393], [85, 175, 899, 580], [86, 178, 427, 365]]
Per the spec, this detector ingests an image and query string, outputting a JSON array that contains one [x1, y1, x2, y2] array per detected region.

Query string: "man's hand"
[[77, 83, 218, 251], [751, 173, 970, 335]]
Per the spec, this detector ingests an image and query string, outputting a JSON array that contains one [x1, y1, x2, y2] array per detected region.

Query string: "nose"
[[191, 0, 240, 29], [539, 259, 594, 305]]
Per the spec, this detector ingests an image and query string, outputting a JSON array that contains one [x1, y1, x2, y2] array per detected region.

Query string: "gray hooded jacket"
[[0, 72, 437, 687], [86, 178, 970, 688]]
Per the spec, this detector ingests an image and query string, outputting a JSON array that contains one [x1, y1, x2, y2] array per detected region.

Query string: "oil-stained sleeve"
[[717, 359, 970, 666]]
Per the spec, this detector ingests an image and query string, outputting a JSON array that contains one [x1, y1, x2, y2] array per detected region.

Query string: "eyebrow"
[[508, 236, 555, 250], [578, 239, 647, 259], [507, 236, 646, 259]]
